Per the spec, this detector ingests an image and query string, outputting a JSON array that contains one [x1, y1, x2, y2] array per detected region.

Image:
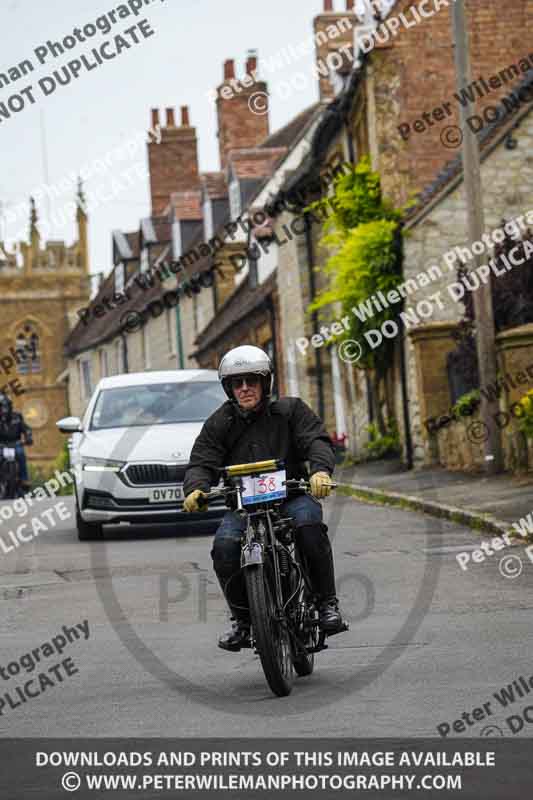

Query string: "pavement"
[[339, 458, 533, 534]]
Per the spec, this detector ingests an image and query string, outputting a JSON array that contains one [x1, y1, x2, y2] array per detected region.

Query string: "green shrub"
[[451, 389, 481, 419], [28, 439, 74, 495], [517, 388, 533, 439], [364, 418, 401, 460]]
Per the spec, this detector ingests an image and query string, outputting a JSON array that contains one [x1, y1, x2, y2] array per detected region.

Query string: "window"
[[203, 199, 214, 241], [16, 324, 41, 374], [229, 180, 241, 220], [80, 358, 92, 399], [166, 308, 176, 355], [192, 293, 199, 335], [99, 349, 109, 377], [115, 263, 125, 295], [90, 382, 227, 430], [115, 339, 125, 374], [140, 247, 150, 273], [142, 325, 151, 369], [172, 222, 182, 260]]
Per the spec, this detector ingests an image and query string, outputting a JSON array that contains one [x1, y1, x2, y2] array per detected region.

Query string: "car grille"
[[124, 463, 188, 486]]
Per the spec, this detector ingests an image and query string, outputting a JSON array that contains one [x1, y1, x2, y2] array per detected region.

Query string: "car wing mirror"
[[56, 416, 83, 433]]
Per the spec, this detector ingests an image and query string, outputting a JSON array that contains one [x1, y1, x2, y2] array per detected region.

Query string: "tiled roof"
[[260, 102, 324, 149], [406, 69, 533, 223], [228, 147, 287, 180], [194, 271, 277, 355]]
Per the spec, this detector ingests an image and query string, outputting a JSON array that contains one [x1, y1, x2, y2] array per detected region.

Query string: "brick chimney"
[[216, 52, 270, 171], [147, 105, 200, 216], [314, 0, 357, 101]]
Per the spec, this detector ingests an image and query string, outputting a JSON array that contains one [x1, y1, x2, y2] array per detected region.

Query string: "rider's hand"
[[310, 471, 333, 499], [183, 489, 208, 513]]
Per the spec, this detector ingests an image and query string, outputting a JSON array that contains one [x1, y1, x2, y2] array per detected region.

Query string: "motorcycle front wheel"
[[245, 562, 294, 697]]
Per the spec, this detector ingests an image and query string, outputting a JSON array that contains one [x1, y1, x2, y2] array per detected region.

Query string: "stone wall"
[[431, 324, 533, 473]]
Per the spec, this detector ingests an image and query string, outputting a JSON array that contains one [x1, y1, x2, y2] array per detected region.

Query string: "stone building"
[[0, 190, 90, 469], [402, 68, 533, 468], [349, 0, 533, 465]]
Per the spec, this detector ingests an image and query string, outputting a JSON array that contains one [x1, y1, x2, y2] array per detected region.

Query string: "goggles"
[[229, 374, 262, 390]]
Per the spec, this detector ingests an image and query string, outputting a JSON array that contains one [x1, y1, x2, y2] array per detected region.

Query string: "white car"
[[56, 370, 227, 541]]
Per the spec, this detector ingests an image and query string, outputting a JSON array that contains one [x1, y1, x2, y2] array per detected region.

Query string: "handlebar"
[[198, 477, 337, 508], [283, 478, 338, 490]]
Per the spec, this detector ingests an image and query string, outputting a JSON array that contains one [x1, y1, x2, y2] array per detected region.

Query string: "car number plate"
[[148, 486, 183, 503], [242, 469, 287, 506], [1, 447, 15, 461]]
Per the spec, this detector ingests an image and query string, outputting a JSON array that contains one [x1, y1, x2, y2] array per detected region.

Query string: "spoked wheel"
[[290, 553, 318, 676], [1, 463, 17, 500], [245, 563, 294, 697]]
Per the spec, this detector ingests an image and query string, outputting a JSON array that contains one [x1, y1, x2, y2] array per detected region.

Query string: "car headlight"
[[82, 457, 125, 473]]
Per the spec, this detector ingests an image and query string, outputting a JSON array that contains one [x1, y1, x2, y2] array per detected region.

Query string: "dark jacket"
[[183, 396, 335, 496], [0, 412, 32, 445]]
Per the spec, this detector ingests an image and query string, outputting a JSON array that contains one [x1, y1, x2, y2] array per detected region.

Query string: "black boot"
[[318, 596, 343, 632], [218, 617, 251, 652], [212, 559, 251, 652], [296, 522, 345, 632]]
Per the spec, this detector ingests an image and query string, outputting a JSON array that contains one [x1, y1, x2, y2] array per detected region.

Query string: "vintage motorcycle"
[[205, 458, 348, 697]]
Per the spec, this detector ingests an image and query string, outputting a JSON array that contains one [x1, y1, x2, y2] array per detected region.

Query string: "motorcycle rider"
[[0, 394, 33, 490], [183, 345, 344, 652]]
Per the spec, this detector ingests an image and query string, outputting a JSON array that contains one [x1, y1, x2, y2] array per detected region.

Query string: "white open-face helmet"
[[218, 345, 273, 401]]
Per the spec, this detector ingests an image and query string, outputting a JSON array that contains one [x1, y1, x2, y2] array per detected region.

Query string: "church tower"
[[0, 192, 90, 470]]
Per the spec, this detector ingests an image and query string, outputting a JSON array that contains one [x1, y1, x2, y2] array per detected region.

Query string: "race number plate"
[[241, 469, 287, 505], [1, 447, 15, 461], [148, 486, 183, 503]]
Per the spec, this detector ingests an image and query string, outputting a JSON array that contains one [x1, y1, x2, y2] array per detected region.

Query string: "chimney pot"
[[324, 0, 334, 10], [224, 59, 235, 81], [181, 106, 190, 126], [151, 108, 160, 128], [166, 107, 175, 127], [246, 53, 258, 75]]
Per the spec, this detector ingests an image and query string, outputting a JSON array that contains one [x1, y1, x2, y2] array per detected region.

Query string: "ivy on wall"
[[307, 156, 407, 433]]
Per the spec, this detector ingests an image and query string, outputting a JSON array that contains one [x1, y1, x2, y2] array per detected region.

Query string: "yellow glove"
[[183, 489, 208, 513], [310, 471, 333, 499]]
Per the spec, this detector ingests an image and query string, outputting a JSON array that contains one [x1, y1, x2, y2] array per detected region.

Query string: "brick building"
[[0, 189, 90, 469]]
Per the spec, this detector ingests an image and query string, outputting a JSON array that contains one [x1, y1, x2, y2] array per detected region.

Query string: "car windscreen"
[[90, 382, 226, 430]]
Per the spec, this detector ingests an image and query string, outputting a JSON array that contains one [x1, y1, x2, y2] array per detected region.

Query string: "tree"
[[307, 157, 407, 434]]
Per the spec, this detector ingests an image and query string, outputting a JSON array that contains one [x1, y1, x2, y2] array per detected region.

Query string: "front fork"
[[241, 512, 285, 623]]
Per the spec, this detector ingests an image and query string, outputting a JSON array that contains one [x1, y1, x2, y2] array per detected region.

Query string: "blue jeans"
[[15, 442, 28, 482], [211, 494, 333, 620]]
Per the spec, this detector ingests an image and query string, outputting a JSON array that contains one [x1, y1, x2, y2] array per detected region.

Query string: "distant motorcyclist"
[[183, 345, 344, 652], [0, 394, 33, 489]]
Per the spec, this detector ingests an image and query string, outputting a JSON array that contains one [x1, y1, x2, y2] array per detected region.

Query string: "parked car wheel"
[[76, 509, 104, 541]]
